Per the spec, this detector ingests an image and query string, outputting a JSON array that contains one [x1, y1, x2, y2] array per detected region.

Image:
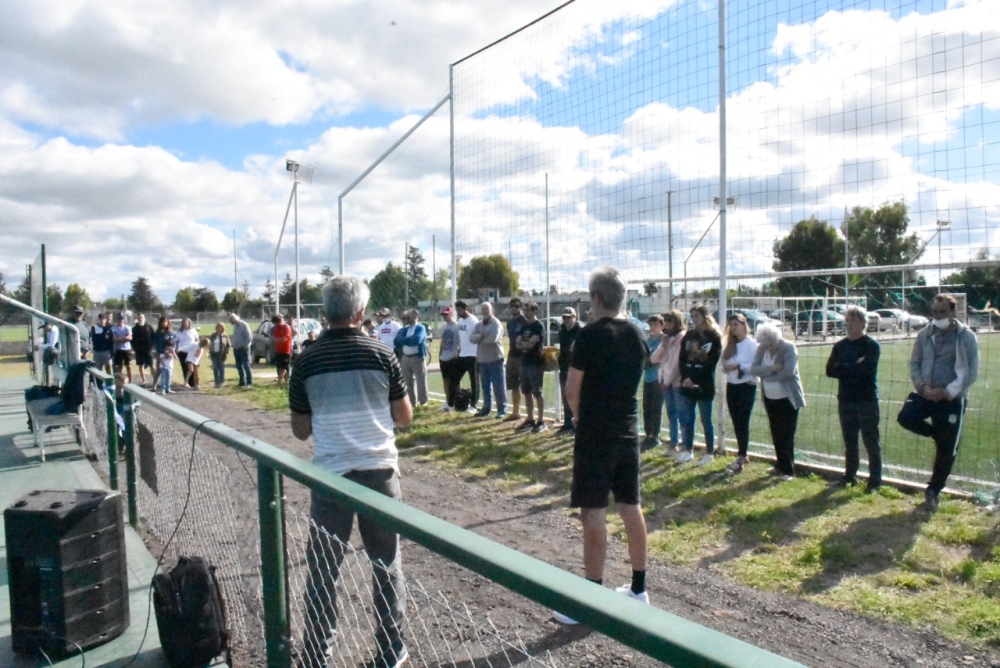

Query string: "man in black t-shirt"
[[553, 267, 650, 626], [516, 302, 546, 433], [504, 298, 529, 421]]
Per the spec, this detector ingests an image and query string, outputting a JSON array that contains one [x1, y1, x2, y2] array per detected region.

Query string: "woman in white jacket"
[[721, 313, 758, 474], [750, 322, 806, 479]]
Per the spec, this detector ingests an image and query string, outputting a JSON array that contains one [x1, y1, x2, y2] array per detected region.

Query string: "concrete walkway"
[[0, 376, 168, 668]]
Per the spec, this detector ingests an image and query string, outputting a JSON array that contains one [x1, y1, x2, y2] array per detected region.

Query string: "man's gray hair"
[[322, 276, 370, 322], [589, 266, 626, 311], [228, 313, 240, 324], [844, 305, 867, 326], [755, 321, 784, 347]]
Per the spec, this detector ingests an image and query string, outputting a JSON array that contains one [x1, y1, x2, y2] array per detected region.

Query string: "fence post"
[[258, 462, 290, 668], [104, 381, 119, 490], [123, 392, 139, 528]]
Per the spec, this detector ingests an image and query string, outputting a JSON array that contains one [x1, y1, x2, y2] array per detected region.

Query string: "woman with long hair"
[[721, 313, 758, 474], [676, 304, 722, 465], [174, 318, 199, 388], [649, 309, 686, 452]]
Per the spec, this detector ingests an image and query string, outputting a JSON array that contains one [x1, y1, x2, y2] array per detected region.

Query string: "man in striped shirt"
[[290, 275, 413, 668]]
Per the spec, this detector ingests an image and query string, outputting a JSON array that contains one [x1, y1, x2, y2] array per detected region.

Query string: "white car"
[[874, 309, 926, 332], [252, 318, 322, 363]]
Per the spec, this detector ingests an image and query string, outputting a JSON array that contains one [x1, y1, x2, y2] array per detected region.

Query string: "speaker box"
[[5, 489, 130, 658]]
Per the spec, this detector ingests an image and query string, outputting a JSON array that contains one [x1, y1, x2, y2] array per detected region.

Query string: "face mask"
[[383, 318, 391, 325], [933, 317, 951, 329]]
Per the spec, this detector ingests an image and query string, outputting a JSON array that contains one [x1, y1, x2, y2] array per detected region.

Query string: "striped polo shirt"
[[289, 327, 407, 474]]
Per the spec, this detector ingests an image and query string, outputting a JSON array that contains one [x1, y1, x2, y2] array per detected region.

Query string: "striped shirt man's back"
[[289, 327, 407, 474]]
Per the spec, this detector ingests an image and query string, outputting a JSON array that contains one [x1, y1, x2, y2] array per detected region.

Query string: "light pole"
[[667, 190, 673, 308], [936, 220, 951, 287], [275, 159, 314, 324]]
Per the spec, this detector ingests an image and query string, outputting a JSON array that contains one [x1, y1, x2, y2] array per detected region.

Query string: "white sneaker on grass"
[[615, 583, 650, 605], [675, 450, 694, 464], [697, 454, 714, 466]]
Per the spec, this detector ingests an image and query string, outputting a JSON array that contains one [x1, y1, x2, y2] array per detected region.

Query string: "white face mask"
[[382, 318, 391, 325], [933, 317, 951, 330]]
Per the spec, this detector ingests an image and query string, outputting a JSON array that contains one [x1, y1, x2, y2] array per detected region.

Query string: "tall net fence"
[[450, 0, 1000, 490]]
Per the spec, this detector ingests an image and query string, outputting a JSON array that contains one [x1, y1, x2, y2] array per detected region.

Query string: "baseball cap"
[[117, 313, 126, 320], [375, 308, 390, 316], [440, 306, 453, 315], [561, 307, 577, 318], [73, 305, 84, 314]]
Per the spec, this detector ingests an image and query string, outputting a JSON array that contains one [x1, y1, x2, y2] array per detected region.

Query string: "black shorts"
[[505, 356, 522, 388], [134, 350, 153, 367], [570, 429, 641, 508], [439, 358, 460, 381], [519, 364, 544, 395], [113, 349, 132, 368], [275, 353, 291, 371]]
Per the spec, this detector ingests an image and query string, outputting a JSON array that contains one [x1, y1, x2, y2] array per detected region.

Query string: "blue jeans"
[[678, 393, 714, 454], [663, 386, 682, 445], [233, 347, 252, 386], [478, 360, 507, 414], [210, 353, 226, 385], [160, 365, 172, 392]]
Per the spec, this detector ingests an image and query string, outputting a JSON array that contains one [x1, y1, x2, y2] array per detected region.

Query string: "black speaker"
[[5, 489, 130, 658]]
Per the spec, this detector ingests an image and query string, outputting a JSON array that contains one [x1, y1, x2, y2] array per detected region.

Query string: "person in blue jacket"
[[394, 309, 429, 406]]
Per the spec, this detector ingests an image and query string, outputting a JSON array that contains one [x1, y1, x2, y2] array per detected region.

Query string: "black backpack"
[[454, 388, 473, 412], [153, 556, 232, 667]]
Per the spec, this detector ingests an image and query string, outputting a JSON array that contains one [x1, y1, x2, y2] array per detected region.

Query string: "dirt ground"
[[163, 390, 1000, 668]]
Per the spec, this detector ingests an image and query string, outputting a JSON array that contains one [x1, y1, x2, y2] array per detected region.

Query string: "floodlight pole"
[[717, 0, 728, 450], [667, 190, 674, 308]]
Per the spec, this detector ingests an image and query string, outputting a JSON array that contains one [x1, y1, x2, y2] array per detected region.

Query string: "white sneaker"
[[615, 583, 650, 605], [675, 451, 694, 464], [697, 454, 714, 466], [551, 610, 578, 625]]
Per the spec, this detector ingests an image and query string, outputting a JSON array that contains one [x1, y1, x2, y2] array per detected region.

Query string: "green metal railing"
[[85, 371, 803, 668]]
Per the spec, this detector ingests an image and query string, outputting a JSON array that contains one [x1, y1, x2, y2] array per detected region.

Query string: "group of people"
[[72, 311, 255, 392], [640, 294, 979, 507]]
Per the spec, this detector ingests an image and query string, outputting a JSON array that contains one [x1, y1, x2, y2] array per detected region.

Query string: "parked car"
[[795, 310, 846, 336], [829, 304, 882, 331], [874, 309, 927, 332], [726, 308, 777, 334], [768, 308, 794, 322], [252, 318, 322, 363]]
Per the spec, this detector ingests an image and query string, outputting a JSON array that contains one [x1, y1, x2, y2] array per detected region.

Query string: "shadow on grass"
[[799, 506, 927, 594]]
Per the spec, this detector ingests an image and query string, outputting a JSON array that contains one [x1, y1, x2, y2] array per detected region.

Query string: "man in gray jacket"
[[228, 313, 253, 388], [897, 294, 979, 511], [469, 302, 507, 418]]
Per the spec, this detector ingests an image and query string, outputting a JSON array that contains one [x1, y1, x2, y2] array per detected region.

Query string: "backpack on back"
[[153, 556, 231, 667], [453, 388, 472, 412]]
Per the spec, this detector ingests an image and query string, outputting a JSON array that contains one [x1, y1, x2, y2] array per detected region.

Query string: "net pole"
[[545, 173, 551, 346], [717, 0, 729, 452], [449, 64, 457, 307]]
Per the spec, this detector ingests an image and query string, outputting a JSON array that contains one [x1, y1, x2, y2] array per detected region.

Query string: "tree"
[[771, 217, 845, 296], [0, 271, 7, 296], [457, 254, 519, 297], [432, 268, 450, 304], [319, 265, 335, 284], [369, 263, 406, 312], [46, 284, 63, 315], [262, 279, 276, 304], [128, 276, 163, 313], [842, 201, 924, 300], [174, 288, 196, 313], [643, 282, 658, 296], [191, 287, 219, 313], [63, 283, 93, 313], [944, 248, 1000, 311], [403, 246, 432, 307], [13, 272, 31, 304], [222, 288, 247, 313], [241, 279, 252, 299], [279, 273, 296, 303]]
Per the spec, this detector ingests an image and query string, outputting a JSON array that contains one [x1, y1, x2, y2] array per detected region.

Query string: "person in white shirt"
[[721, 313, 759, 474], [454, 300, 480, 411], [375, 308, 401, 353]]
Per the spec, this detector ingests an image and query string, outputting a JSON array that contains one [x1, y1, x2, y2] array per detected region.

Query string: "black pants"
[[763, 396, 798, 475], [726, 383, 757, 457], [839, 400, 882, 484], [454, 356, 479, 408], [897, 393, 965, 493], [642, 381, 664, 440], [439, 358, 459, 407], [559, 369, 573, 428]]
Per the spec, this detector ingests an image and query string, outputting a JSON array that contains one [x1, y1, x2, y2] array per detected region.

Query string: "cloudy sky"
[[2, 0, 998, 306]]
